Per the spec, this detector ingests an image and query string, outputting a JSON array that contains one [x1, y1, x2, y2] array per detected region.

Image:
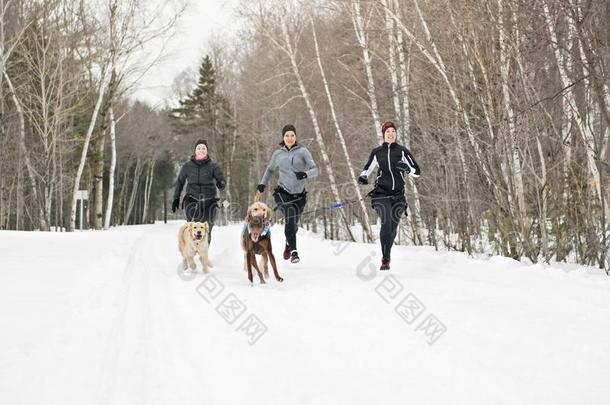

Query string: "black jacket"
[[360, 142, 420, 194], [173, 156, 226, 201]]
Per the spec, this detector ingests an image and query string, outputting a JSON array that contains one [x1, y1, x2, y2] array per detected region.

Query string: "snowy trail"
[[1, 222, 609, 405]]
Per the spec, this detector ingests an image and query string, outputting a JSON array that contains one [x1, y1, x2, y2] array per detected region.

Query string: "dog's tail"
[[254, 190, 262, 203]]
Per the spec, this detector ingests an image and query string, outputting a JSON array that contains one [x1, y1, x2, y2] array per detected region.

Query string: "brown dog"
[[241, 200, 283, 284], [178, 221, 210, 273]]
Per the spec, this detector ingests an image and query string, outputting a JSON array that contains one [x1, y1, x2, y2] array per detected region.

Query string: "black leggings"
[[372, 194, 406, 260], [183, 195, 218, 244], [274, 188, 307, 252]]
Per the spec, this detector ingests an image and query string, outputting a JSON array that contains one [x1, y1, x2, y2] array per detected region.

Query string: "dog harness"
[[245, 222, 270, 237], [243, 222, 271, 255]]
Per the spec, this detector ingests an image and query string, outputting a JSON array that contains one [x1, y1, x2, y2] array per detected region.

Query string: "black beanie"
[[281, 124, 296, 137], [279, 124, 297, 146], [194, 139, 208, 150]]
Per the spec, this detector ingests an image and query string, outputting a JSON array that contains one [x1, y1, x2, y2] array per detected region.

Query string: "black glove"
[[172, 198, 180, 213], [216, 180, 226, 190], [294, 171, 307, 180], [396, 162, 411, 173], [358, 175, 368, 185], [256, 184, 266, 193]]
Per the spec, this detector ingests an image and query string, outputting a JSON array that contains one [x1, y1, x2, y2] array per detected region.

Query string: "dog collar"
[[245, 223, 270, 236]]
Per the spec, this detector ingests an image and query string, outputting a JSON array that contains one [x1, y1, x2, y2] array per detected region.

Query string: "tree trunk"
[[118, 167, 129, 224], [46, 125, 58, 230], [163, 189, 167, 224], [393, 0, 411, 135], [3, 70, 49, 231], [142, 159, 155, 224], [388, 0, 494, 189], [569, 0, 610, 158], [350, 1, 382, 140], [386, 2, 494, 245], [384, 0, 424, 245], [16, 154, 22, 231], [225, 99, 238, 220], [381, 0, 401, 124], [276, 20, 356, 241], [0, 176, 4, 229], [535, 136, 550, 261], [5, 179, 13, 230], [567, 0, 610, 224], [92, 126, 106, 229], [69, 67, 111, 231], [310, 14, 374, 242], [123, 157, 143, 225], [104, 104, 117, 229], [542, 2, 606, 217], [498, 0, 528, 242], [90, 66, 116, 230]]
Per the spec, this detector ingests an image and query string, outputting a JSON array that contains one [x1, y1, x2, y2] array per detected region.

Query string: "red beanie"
[[381, 121, 396, 136]]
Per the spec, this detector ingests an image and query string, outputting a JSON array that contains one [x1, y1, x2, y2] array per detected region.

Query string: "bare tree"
[[69, 65, 111, 231], [347, 0, 381, 140], [310, 12, 374, 242], [103, 103, 117, 229]]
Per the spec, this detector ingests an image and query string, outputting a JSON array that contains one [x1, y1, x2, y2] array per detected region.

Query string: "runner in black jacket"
[[358, 121, 420, 270], [172, 139, 226, 244]]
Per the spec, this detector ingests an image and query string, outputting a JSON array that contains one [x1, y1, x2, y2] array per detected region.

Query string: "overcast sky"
[[129, 0, 239, 109]]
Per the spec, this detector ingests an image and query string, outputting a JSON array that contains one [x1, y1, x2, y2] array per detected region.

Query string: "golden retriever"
[[178, 221, 210, 273], [241, 200, 283, 284]]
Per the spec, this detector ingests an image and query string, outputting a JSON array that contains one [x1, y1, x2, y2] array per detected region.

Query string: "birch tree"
[[69, 66, 111, 231], [380, 0, 425, 244], [310, 13, 374, 242], [348, 0, 381, 140], [497, 0, 528, 240], [255, 2, 356, 240], [541, 1, 608, 221], [103, 104, 117, 229], [0, 1, 45, 229]]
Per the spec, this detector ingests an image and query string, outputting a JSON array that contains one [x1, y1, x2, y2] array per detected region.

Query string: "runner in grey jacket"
[[257, 124, 319, 263], [259, 144, 319, 194]]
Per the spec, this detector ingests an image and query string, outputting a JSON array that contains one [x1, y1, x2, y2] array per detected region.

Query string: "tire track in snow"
[[96, 225, 212, 404]]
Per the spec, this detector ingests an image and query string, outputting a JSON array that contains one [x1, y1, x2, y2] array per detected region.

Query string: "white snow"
[[1, 222, 609, 405]]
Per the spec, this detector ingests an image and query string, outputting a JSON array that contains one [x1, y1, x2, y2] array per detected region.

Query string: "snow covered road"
[[1, 222, 609, 405]]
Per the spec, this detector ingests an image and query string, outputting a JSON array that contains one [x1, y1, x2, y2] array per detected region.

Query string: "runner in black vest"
[[358, 122, 421, 270]]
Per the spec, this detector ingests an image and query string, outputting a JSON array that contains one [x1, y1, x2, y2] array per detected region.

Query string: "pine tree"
[[169, 55, 238, 221], [170, 55, 234, 161]]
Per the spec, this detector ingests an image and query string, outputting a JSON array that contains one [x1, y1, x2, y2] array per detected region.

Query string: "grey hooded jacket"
[[259, 144, 319, 194]]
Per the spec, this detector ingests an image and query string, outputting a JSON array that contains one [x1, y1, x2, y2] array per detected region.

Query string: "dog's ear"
[[202, 221, 209, 233], [187, 222, 193, 233], [245, 206, 252, 223], [265, 205, 273, 221]]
